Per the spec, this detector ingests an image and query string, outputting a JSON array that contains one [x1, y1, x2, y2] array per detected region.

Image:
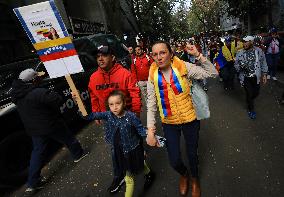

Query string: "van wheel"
[[0, 132, 32, 185]]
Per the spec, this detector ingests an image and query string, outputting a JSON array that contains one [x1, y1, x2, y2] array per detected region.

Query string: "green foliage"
[[187, 0, 221, 35], [187, 10, 203, 35], [171, 2, 191, 39], [132, 0, 190, 41]]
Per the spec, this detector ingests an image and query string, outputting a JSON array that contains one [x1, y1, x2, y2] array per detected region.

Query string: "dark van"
[[0, 33, 131, 192]]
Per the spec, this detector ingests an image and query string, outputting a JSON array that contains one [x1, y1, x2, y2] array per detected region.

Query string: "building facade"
[[220, 0, 284, 34]]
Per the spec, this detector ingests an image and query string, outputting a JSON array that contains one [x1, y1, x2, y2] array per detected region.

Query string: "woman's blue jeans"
[[162, 120, 200, 177]]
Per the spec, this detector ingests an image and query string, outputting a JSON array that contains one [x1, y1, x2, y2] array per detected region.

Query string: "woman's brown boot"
[[191, 178, 201, 197], [179, 175, 189, 196]]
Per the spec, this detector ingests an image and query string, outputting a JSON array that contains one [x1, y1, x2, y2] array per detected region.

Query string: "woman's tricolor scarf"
[[153, 57, 187, 118]]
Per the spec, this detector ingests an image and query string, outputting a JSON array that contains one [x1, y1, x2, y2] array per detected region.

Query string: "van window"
[[73, 38, 97, 71], [0, 58, 40, 98]]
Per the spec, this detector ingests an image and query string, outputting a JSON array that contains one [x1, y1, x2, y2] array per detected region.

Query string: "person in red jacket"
[[88, 43, 142, 193], [131, 45, 154, 100]]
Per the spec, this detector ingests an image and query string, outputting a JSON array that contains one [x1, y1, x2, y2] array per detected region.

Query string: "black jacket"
[[11, 80, 67, 136]]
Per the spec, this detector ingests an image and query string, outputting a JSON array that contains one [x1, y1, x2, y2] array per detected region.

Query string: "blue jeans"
[[266, 53, 280, 77], [162, 120, 200, 177], [27, 129, 83, 187]]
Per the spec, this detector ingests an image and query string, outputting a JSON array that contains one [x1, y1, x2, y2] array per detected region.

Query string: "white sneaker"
[[266, 75, 270, 79], [272, 77, 277, 81]]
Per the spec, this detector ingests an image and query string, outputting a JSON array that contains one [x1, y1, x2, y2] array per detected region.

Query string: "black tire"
[[0, 131, 32, 186]]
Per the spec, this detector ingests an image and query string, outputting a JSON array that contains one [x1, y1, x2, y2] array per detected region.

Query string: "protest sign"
[[14, 0, 87, 115]]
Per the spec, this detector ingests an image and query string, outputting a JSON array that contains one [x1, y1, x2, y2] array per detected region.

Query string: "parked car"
[[0, 33, 131, 192]]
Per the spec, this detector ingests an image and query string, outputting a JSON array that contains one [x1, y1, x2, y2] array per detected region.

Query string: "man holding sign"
[[13, 1, 89, 195], [10, 68, 89, 196]]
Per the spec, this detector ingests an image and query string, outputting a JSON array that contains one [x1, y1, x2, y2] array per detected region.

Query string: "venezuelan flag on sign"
[[33, 37, 77, 62]]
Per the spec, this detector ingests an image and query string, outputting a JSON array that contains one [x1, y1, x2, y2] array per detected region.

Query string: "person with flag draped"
[[214, 41, 226, 81], [146, 40, 218, 197], [220, 37, 236, 90]]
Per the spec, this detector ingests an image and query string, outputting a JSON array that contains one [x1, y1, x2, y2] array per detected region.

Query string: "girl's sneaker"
[[108, 176, 125, 193]]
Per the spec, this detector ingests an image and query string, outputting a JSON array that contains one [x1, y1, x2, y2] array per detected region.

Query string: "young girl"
[[82, 89, 156, 197]]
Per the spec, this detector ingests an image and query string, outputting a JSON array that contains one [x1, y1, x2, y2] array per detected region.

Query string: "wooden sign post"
[[65, 74, 88, 116]]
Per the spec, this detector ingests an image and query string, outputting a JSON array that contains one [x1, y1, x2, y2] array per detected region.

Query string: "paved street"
[[10, 72, 284, 197]]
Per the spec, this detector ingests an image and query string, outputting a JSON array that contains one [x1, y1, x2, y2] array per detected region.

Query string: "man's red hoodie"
[[131, 53, 153, 82], [88, 63, 141, 113]]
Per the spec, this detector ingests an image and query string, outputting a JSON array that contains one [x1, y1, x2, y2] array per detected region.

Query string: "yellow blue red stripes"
[[158, 70, 171, 117], [154, 69, 164, 118], [154, 67, 185, 118]]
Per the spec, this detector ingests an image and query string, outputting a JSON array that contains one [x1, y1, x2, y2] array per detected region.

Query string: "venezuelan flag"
[[214, 49, 226, 70], [33, 37, 77, 62]]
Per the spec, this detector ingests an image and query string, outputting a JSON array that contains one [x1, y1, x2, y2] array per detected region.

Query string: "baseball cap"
[[243, 36, 254, 42], [19, 68, 45, 82], [97, 44, 114, 55]]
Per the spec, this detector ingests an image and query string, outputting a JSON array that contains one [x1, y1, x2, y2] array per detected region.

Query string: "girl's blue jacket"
[[87, 111, 146, 153]]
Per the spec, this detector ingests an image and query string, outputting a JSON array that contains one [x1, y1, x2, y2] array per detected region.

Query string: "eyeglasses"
[[151, 51, 168, 59]]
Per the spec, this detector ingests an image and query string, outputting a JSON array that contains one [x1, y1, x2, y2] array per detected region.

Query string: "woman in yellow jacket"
[[146, 41, 218, 197]]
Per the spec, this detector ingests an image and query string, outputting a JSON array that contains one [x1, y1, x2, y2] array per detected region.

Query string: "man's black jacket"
[[11, 79, 67, 136]]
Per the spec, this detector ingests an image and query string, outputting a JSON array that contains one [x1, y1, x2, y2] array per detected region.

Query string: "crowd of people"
[[11, 27, 284, 197], [153, 28, 284, 119]]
